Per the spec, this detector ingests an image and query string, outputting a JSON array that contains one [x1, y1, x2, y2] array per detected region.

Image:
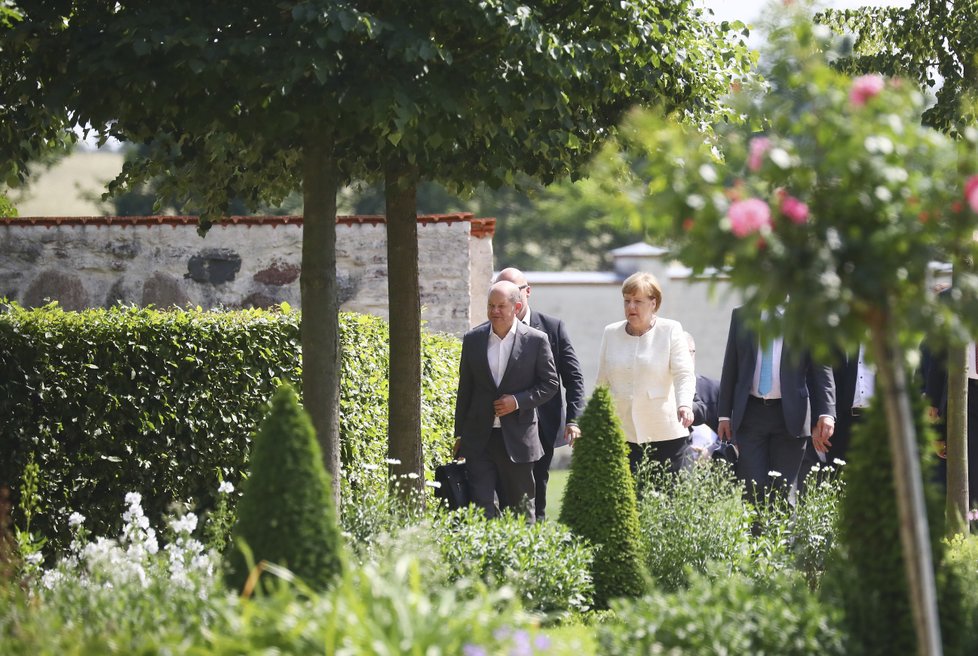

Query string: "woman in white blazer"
[[596, 272, 696, 475]]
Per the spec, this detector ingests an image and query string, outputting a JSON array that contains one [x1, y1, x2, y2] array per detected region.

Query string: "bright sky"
[[700, 0, 911, 25]]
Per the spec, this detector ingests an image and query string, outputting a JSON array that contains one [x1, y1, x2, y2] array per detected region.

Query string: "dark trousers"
[[735, 397, 808, 504], [628, 436, 692, 477], [533, 439, 555, 520], [467, 428, 536, 522]]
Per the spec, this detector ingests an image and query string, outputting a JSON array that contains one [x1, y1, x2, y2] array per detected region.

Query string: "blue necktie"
[[758, 341, 774, 396]]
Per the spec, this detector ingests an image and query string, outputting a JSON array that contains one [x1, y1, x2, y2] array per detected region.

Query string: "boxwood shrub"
[[0, 302, 459, 554]]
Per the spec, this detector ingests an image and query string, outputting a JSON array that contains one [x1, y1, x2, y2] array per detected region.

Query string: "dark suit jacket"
[[718, 307, 835, 440], [692, 374, 720, 433], [454, 321, 559, 463], [527, 310, 585, 448]]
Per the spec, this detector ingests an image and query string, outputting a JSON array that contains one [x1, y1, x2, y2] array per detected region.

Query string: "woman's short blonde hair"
[[621, 272, 663, 310]]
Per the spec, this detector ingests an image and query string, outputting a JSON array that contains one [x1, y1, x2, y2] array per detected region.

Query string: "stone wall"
[[0, 214, 495, 335]]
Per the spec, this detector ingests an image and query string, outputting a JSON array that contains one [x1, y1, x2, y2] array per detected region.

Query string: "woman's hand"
[[677, 405, 693, 429]]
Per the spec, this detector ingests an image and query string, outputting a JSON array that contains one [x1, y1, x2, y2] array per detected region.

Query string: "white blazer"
[[595, 317, 695, 443]]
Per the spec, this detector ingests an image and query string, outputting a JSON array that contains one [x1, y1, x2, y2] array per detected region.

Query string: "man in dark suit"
[[827, 346, 874, 465], [454, 280, 559, 521], [685, 331, 721, 459], [717, 306, 836, 502], [495, 267, 585, 520], [921, 335, 978, 506]]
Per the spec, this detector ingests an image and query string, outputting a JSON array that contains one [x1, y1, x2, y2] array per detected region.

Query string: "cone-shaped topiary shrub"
[[225, 383, 343, 592], [559, 385, 648, 608]]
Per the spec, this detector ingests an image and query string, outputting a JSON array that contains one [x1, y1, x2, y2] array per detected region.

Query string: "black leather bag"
[[434, 460, 470, 509]]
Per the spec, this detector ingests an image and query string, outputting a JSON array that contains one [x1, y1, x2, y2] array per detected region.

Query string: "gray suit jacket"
[[454, 321, 559, 463], [718, 307, 835, 439]]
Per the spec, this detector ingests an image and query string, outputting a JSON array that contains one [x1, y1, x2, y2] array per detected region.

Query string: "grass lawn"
[[547, 468, 571, 519]]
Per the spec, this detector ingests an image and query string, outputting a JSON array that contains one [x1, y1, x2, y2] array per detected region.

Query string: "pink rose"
[[849, 74, 885, 107], [780, 194, 809, 224], [728, 198, 772, 237], [966, 175, 978, 213], [748, 137, 771, 172]]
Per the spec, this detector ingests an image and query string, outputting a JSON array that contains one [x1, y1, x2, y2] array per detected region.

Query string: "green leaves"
[[0, 304, 460, 557]]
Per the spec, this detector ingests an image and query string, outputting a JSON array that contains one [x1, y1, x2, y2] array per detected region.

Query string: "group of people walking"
[[454, 267, 972, 522]]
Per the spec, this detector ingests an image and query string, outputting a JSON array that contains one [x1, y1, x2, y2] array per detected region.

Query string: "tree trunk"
[[301, 135, 342, 509], [385, 159, 424, 504], [945, 344, 969, 535], [867, 310, 943, 656]]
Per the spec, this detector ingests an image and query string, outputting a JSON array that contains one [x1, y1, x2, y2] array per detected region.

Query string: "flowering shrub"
[[612, 18, 978, 354], [0, 493, 224, 654]]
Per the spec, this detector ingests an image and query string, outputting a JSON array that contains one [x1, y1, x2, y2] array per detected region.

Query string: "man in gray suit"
[[717, 306, 836, 502], [454, 280, 559, 521], [495, 267, 585, 520]]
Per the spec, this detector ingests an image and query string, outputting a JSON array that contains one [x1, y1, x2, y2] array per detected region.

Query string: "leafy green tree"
[[226, 384, 343, 592], [361, 0, 754, 501], [0, 0, 752, 509], [816, 0, 978, 133], [559, 386, 648, 608], [596, 11, 978, 653], [817, 0, 978, 533]]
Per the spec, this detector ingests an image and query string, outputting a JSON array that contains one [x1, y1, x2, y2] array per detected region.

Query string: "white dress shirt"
[[488, 320, 518, 427]]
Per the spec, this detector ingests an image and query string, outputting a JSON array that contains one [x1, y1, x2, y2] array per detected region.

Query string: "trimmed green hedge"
[[0, 302, 459, 554]]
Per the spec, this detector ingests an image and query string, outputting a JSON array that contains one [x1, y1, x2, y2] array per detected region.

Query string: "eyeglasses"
[[518, 285, 528, 290]]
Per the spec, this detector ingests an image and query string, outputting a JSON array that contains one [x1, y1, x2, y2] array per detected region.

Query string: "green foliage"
[[817, 0, 978, 133], [342, 489, 594, 617], [638, 462, 752, 591], [598, 568, 847, 656], [225, 384, 342, 591], [559, 386, 648, 608], [943, 534, 978, 656], [606, 11, 978, 356], [0, 303, 459, 555], [821, 395, 952, 656], [0, 519, 531, 655], [0, 494, 222, 656], [436, 507, 594, 616], [0, 192, 16, 216], [637, 459, 845, 592]]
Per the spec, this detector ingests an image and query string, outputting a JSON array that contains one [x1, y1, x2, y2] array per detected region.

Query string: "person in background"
[[494, 267, 585, 521], [717, 305, 836, 503], [453, 281, 558, 522], [685, 331, 721, 459], [595, 272, 695, 476]]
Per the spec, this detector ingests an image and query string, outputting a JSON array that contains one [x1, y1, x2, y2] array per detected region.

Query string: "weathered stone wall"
[[0, 214, 495, 335]]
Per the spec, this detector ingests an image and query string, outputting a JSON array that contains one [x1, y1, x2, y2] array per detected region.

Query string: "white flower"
[[25, 551, 44, 565], [833, 458, 847, 466], [384, 458, 402, 465], [125, 492, 142, 506], [769, 148, 792, 169], [169, 513, 199, 535], [768, 470, 783, 478], [218, 481, 234, 495], [698, 164, 718, 183], [406, 472, 420, 479], [425, 480, 443, 489], [68, 512, 86, 527]]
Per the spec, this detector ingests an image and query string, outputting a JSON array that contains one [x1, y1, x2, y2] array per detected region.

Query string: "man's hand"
[[677, 405, 693, 429], [565, 423, 582, 448], [812, 416, 835, 453], [718, 419, 732, 442], [493, 394, 518, 417]]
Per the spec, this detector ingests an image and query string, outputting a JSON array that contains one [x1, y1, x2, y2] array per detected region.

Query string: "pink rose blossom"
[[780, 194, 809, 224], [728, 198, 772, 237], [965, 175, 978, 213], [747, 137, 771, 172], [849, 74, 885, 107]]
